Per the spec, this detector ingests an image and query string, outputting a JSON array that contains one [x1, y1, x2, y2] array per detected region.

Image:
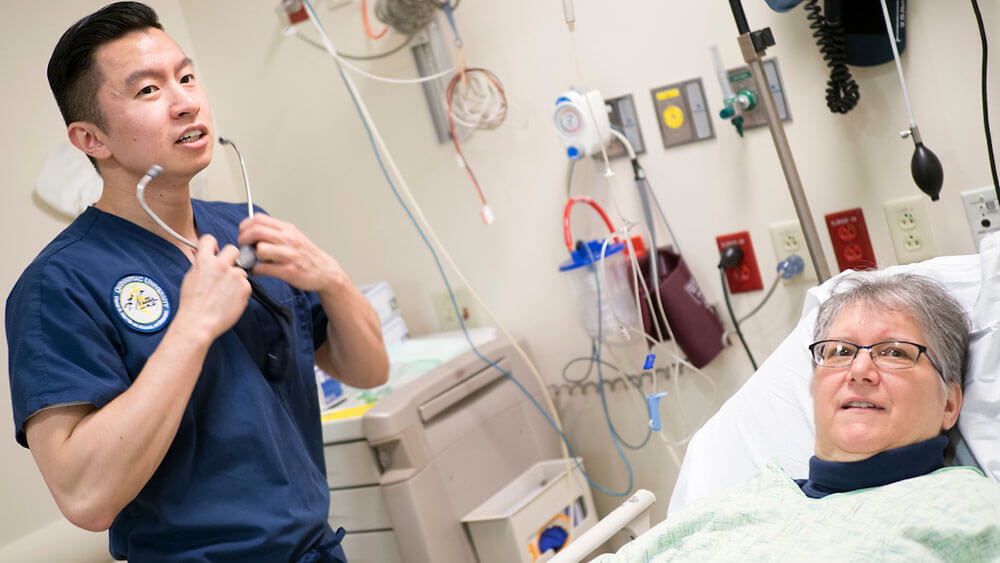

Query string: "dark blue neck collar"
[[796, 434, 948, 499]]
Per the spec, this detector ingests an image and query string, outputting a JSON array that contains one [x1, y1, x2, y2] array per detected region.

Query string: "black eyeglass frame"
[[808, 339, 944, 379]]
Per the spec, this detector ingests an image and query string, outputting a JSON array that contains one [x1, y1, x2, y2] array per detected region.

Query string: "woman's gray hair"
[[812, 272, 970, 388]]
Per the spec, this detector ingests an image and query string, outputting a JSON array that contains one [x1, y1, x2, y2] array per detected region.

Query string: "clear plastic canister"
[[559, 240, 639, 344]]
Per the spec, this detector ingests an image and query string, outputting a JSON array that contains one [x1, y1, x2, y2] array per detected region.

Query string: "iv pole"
[[727, 0, 833, 283]]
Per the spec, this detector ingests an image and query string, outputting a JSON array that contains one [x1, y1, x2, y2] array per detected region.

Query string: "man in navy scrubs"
[[5, 3, 389, 561]]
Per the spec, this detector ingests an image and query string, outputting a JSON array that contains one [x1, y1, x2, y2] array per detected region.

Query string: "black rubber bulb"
[[911, 142, 943, 202]]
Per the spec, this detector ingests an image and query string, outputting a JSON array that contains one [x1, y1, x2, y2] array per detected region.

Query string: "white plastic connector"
[[480, 204, 495, 225], [777, 255, 805, 279]]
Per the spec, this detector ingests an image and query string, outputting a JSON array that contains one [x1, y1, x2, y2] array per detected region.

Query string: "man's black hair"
[[47, 2, 163, 132]]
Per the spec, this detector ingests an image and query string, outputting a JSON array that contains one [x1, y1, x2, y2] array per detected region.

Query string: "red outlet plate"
[[825, 207, 877, 272], [715, 231, 764, 294]]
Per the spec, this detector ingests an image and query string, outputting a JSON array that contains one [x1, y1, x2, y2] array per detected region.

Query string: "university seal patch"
[[113, 275, 170, 333]]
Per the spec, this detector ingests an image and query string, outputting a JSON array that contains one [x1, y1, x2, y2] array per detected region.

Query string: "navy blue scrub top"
[[6, 201, 334, 561]]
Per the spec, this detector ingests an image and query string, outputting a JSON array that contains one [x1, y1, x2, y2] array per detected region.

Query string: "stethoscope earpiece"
[[136, 137, 258, 269]]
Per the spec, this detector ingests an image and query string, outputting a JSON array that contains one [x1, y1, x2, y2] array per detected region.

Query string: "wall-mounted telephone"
[[767, 0, 906, 114]]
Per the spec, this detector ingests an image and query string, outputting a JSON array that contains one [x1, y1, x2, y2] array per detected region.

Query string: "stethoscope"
[[136, 136, 257, 269], [138, 137, 297, 377]]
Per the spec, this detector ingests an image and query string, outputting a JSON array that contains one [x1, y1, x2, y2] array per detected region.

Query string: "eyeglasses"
[[808, 339, 943, 377]]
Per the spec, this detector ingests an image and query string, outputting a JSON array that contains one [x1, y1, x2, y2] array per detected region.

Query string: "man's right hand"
[[175, 234, 251, 342], [23, 234, 254, 532]]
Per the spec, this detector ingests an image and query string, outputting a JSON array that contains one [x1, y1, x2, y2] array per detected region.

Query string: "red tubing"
[[563, 196, 617, 253]]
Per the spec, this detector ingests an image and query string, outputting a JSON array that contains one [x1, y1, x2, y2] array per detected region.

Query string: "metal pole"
[[728, 0, 750, 35], [735, 33, 832, 283]]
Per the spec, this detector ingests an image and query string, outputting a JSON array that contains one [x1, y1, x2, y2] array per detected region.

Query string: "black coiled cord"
[[804, 0, 860, 114]]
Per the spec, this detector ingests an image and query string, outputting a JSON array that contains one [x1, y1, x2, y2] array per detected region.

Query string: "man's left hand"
[[237, 214, 343, 293]]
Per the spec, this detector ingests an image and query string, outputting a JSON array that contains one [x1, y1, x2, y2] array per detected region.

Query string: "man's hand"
[[174, 234, 251, 341], [238, 214, 344, 293], [238, 214, 388, 389], [24, 235, 253, 532]]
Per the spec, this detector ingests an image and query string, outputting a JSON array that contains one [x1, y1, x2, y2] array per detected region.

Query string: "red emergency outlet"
[[825, 207, 877, 272], [715, 231, 764, 294]]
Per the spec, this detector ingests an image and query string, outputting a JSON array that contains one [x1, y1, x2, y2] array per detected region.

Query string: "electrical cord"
[[565, 159, 576, 197], [287, 25, 415, 60], [583, 243, 651, 452], [588, 135, 706, 465], [804, 0, 859, 114], [435, 0, 505, 224], [300, 0, 630, 498], [591, 346, 653, 452], [446, 69, 508, 130], [643, 175, 683, 257], [735, 255, 804, 324], [718, 247, 758, 371], [287, 27, 450, 82], [585, 244, 637, 492], [737, 275, 782, 325], [445, 68, 506, 224], [361, 0, 389, 39], [971, 0, 1000, 205]]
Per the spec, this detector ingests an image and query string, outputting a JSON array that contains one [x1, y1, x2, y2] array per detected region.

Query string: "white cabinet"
[[323, 436, 402, 562]]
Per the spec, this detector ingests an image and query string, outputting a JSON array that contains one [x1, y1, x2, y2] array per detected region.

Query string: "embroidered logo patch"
[[113, 275, 170, 333]]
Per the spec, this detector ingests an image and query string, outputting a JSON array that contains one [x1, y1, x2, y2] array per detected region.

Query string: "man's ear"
[[942, 381, 963, 431], [67, 122, 111, 161]]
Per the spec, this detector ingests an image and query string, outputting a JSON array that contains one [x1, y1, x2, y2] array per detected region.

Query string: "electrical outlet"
[[768, 220, 817, 284], [715, 231, 764, 293], [961, 186, 1000, 251], [432, 288, 482, 331], [824, 208, 877, 272], [883, 195, 937, 264]]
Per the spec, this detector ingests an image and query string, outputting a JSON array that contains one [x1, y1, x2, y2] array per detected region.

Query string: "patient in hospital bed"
[[594, 271, 1000, 561]]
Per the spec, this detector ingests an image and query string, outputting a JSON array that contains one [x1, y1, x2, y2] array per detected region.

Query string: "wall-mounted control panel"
[[961, 186, 1000, 251], [650, 78, 714, 149]]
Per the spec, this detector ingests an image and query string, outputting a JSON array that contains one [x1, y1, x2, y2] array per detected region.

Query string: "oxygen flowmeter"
[[711, 46, 756, 137], [553, 89, 611, 160]]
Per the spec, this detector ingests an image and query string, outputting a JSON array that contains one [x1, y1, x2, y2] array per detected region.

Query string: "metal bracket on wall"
[[725, 58, 791, 130], [600, 94, 646, 159], [411, 20, 470, 144]]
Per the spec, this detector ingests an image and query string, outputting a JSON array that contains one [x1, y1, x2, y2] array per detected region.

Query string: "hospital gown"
[[595, 460, 1000, 562]]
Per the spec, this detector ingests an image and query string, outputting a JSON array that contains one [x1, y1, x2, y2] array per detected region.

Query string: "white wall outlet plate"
[[883, 195, 937, 264], [432, 287, 481, 331], [960, 186, 1000, 251], [768, 220, 817, 284]]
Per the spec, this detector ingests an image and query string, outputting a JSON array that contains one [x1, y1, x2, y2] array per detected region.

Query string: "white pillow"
[[961, 232, 1000, 479], [668, 237, 993, 516]]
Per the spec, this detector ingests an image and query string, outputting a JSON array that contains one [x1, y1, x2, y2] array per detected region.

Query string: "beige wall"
[[2, 0, 997, 548], [0, 0, 210, 549]]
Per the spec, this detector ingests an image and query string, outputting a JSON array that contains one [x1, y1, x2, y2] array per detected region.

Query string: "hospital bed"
[[6, 238, 997, 562], [553, 231, 1000, 561]]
